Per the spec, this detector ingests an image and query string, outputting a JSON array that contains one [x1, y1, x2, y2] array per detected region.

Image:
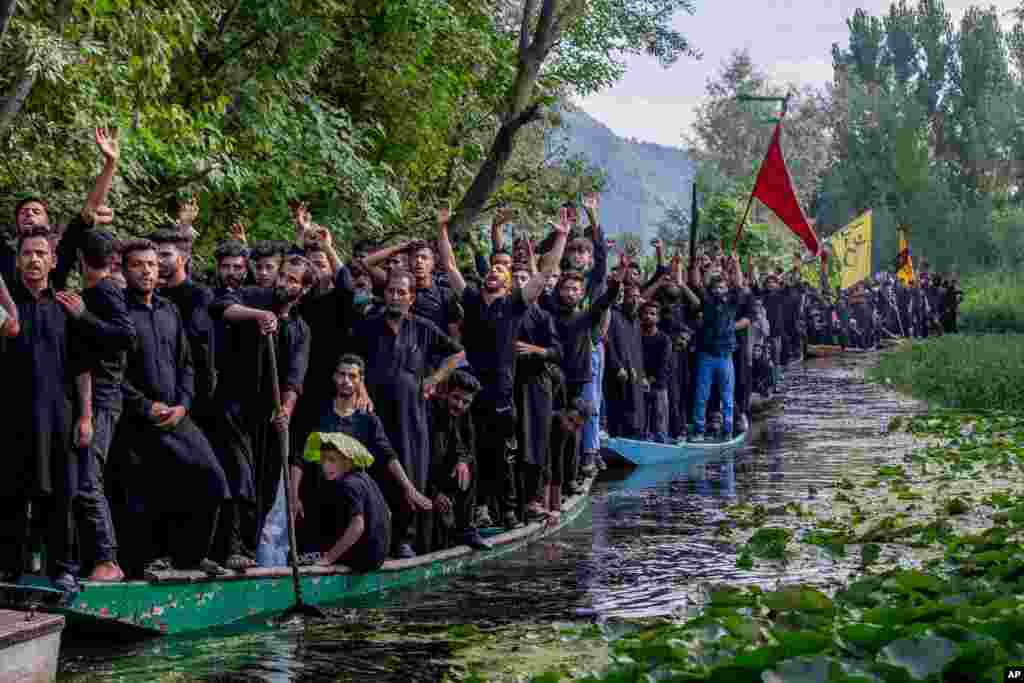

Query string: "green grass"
[[960, 271, 1024, 334], [867, 334, 1024, 411]]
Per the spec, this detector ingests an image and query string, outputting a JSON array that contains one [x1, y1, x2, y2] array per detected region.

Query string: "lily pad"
[[762, 654, 836, 683], [879, 636, 958, 680], [763, 587, 834, 615]]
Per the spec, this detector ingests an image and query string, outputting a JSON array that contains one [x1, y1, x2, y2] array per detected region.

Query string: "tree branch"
[[0, 0, 16, 45], [519, 0, 537, 54]]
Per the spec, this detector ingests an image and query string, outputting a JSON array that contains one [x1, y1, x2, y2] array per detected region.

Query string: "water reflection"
[[59, 356, 922, 682]]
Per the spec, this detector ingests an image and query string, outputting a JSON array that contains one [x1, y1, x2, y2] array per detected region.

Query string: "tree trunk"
[[0, 0, 16, 45], [449, 104, 541, 238], [0, 68, 38, 138]]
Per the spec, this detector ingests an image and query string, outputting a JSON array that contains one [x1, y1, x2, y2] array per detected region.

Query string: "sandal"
[[225, 554, 257, 572]]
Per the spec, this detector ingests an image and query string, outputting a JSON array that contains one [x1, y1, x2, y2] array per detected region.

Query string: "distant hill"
[[549, 109, 695, 246]]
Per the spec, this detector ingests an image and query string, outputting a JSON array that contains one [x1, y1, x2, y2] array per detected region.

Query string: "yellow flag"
[[829, 211, 873, 289], [896, 229, 915, 286]]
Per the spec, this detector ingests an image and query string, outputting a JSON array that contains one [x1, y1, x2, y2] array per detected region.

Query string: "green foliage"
[[867, 334, 1024, 410], [820, 1, 1024, 275], [959, 271, 1024, 334]]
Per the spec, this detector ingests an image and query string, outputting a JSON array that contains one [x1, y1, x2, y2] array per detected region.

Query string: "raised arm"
[[490, 207, 515, 255], [437, 207, 466, 296], [83, 127, 119, 222], [523, 209, 570, 305]]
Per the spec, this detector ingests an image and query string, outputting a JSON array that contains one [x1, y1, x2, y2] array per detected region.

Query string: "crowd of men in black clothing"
[[0, 128, 962, 591]]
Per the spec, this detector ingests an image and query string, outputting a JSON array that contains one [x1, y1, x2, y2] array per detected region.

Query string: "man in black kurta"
[[510, 266, 563, 522], [349, 269, 463, 559], [0, 230, 90, 590], [640, 300, 672, 442], [604, 284, 646, 438], [152, 229, 218, 431], [209, 255, 313, 569], [437, 211, 568, 528], [118, 239, 230, 576]]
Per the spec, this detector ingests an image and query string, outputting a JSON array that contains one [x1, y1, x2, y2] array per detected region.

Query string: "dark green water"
[[57, 356, 921, 682]]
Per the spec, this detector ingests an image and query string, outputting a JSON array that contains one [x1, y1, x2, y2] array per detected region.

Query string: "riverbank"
[[960, 272, 1024, 334], [867, 334, 1024, 410]]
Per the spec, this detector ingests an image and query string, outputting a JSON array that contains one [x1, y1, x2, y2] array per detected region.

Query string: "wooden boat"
[[0, 609, 64, 682], [805, 344, 845, 358], [0, 478, 593, 638], [601, 431, 747, 467], [880, 337, 909, 349]]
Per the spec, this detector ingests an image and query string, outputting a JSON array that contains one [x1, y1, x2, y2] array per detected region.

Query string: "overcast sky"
[[579, 0, 1020, 149]]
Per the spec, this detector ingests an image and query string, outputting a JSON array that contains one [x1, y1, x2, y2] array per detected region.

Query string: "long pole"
[[688, 182, 699, 265], [732, 92, 792, 251], [266, 334, 321, 617]]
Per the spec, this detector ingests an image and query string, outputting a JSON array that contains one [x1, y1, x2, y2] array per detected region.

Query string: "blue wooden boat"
[[601, 432, 748, 466]]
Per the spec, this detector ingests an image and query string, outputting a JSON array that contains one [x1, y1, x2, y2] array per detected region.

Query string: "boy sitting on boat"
[[304, 432, 390, 572]]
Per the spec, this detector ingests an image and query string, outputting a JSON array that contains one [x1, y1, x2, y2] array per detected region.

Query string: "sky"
[[579, 0, 1020, 149]]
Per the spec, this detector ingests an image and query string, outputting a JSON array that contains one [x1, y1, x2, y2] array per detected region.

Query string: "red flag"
[[747, 124, 820, 255]]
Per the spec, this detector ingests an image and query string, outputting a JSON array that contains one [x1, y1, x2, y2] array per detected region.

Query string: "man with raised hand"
[[2, 127, 119, 289], [437, 205, 568, 529]]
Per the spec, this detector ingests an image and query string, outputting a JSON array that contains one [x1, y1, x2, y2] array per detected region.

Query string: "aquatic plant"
[[514, 412, 1024, 683]]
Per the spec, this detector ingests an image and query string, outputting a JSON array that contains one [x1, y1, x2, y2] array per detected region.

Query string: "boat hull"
[[601, 432, 748, 466], [0, 479, 593, 637], [0, 609, 64, 682]]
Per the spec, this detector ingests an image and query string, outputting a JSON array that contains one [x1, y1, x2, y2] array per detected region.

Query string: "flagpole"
[[732, 93, 790, 252]]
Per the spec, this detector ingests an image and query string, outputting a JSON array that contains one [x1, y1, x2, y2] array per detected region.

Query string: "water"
[[58, 356, 922, 682]]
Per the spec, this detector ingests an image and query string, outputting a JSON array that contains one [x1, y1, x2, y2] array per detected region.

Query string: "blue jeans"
[[256, 478, 289, 567], [581, 340, 604, 455], [692, 352, 735, 435]]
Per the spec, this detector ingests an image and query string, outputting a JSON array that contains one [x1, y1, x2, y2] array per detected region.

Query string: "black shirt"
[[641, 330, 672, 389], [160, 279, 217, 410], [552, 279, 620, 390], [324, 472, 389, 572], [209, 287, 311, 408], [313, 407, 398, 488], [79, 278, 136, 412], [459, 286, 529, 407], [411, 283, 460, 331], [122, 291, 194, 420]]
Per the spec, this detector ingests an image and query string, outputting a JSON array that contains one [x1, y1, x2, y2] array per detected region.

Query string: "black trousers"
[[75, 407, 121, 568], [471, 401, 516, 518], [733, 345, 752, 420]]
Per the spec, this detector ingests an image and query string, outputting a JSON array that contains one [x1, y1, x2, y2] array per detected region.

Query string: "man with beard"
[[209, 255, 314, 570], [428, 369, 493, 551], [348, 268, 463, 558], [437, 208, 568, 529], [639, 301, 672, 443], [549, 255, 625, 497], [289, 239, 360, 494], [118, 239, 229, 577], [151, 229, 218, 431], [688, 255, 744, 442], [2, 128, 119, 289], [63, 230, 137, 582], [215, 241, 249, 292], [289, 355, 432, 556], [509, 264, 563, 523], [603, 273, 645, 439], [0, 228, 91, 591]]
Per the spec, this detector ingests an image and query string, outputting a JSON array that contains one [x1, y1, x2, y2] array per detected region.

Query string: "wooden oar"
[[265, 333, 324, 618]]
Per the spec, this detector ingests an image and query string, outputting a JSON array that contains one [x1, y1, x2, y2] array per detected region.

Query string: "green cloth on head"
[[304, 431, 375, 469]]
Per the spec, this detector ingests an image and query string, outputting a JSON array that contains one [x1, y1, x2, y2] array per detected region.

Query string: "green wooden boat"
[[0, 478, 593, 637]]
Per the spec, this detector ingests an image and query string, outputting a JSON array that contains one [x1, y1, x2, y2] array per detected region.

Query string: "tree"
[[447, 0, 698, 238]]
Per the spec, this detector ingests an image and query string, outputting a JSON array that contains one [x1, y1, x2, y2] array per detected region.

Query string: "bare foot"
[[88, 561, 125, 582]]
